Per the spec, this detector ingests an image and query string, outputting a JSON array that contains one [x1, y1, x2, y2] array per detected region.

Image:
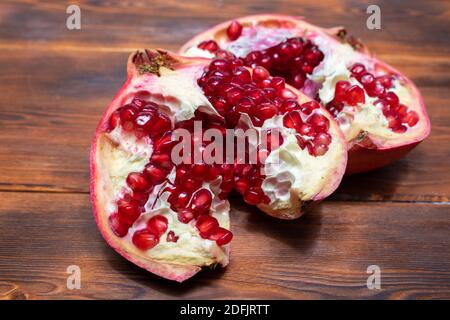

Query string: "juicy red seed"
[[244, 189, 262, 205], [312, 144, 329, 156], [384, 92, 400, 106], [126, 172, 151, 192], [209, 227, 233, 246], [209, 96, 229, 116], [345, 85, 365, 106], [144, 164, 167, 184], [393, 125, 407, 133], [153, 132, 176, 154], [234, 178, 249, 194], [280, 88, 298, 100], [271, 76, 285, 91], [283, 110, 303, 130], [280, 100, 300, 113], [169, 190, 191, 210], [300, 101, 320, 115], [298, 123, 315, 136], [117, 199, 141, 224], [232, 67, 251, 83], [109, 111, 120, 131], [290, 73, 305, 88], [252, 66, 270, 82], [132, 230, 159, 250], [109, 213, 129, 237], [334, 81, 351, 102], [151, 113, 171, 138], [151, 153, 172, 170], [226, 86, 244, 104], [198, 40, 219, 53], [210, 59, 231, 72], [191, 189, 213, 214], [350, 63, 366, 76], [308, 113, 330, 133], [377, 75, 394, 89], [178, 209, 195, 223], [387, 115, 401, 129], [367, 81, 386, 98], [395, 104, 408, 117], [166, 231, 179, 242], [120, 105, 139, 122], [256, 103, 277, 120], [314, 132, 332, 146], [226, 20, 243, 41], [147, 215, 168, 237], [196, 215, 220, 238], [360, 72, 374, 86], [402, 110, 419, 127]]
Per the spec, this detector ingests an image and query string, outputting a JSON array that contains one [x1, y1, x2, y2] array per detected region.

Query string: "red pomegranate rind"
[[180, 14, 430, 174]]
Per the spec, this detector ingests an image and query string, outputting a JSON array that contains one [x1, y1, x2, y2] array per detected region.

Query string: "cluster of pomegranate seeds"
[[108, 98, 172, 139], [196, 215, 232, 245], [132, 215, 168, 250], [326, 63, 420, 133], [243, 37, 324, 90], [107, 103, 234, 247]]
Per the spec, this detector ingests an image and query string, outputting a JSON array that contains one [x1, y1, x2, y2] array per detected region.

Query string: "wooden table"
[[1, 0, 449, 300]]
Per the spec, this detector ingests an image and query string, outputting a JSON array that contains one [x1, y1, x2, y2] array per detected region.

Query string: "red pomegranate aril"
[[169, 190, 191, 210], [196, 215, 219, 238], [198, 40, 219, 53], [308, 113, 330, 133], [271, 76, 285, 91], [312, 144, 329, 156], [298, 123, 315, 136], [384, 92, 400, 107], [109, 213, 129, 237], [166, 230, 179, 242], [300, 101, 320, 115], [109, 111, 120, 131], [120, 104, 139, 122], [132, 229, 159, 250], [226, 86, 244, 104], [280, 100, 300, 113], [350, 63, 366, 77], [402, 110, 419, 127], [210, 59, 231, 72], [151, 114, 171, 138], [126, 172, 152, 192], [253, 66, 270, 82], [280, 88, 298, 100], [178, 209, 195, 223], [209, 96, 229, 115], [117, 199, 141, 224], [334, 81, 351, 102], [395, 104, 408, 117], [144, 164, 167, 184], [283, 110, 303, 130], [226, 20, 243, 41], [191, 189, 213, 215], [209, 227, 233, 246], [257, 103, 277, 119], [393, 125, 407, 133], [314, 132, 332, 146], [345, 85, 365, 106], [153, 132, 176, 154], [232, 67, 251, 83], [244, 189, 262, 205], [147, 215, 168, 237], [360, 72, 374, 86], [234, 178, 249, 194], [377, 75, 394, 89], [151, 153, 172, 170], [387, 115, 401, 129], [290, 73, 306, 88]]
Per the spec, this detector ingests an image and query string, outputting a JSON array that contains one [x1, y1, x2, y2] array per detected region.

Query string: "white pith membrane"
[[93, 53, 346, 280], [183, 20, 428, 149]]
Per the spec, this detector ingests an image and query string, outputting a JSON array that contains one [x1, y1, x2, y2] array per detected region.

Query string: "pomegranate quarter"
[[90, 49, 347, 282], [180, 14, 431, 174]]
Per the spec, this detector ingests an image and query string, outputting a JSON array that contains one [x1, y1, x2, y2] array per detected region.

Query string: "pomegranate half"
[[180, 14, 430, 174], [90, 49, 347, 281]]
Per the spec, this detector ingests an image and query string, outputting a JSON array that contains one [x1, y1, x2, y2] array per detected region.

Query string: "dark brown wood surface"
[[0, 0, 449, 299]]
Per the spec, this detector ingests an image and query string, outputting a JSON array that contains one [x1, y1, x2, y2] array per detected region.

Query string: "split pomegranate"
[[180, 14, 430, 174], [91, 49, 346, 282]]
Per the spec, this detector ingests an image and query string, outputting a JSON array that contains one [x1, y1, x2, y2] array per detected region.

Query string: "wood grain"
[[0, 192, 449, 300], [0, 0, 449, 300]]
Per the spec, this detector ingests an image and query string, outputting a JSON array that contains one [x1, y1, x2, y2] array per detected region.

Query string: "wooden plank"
[[0, 48, 449, 200], [0, 0, 449, 56], [0, 192, 449, 299]]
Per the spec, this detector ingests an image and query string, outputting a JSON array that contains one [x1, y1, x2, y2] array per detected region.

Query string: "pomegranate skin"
[[180, 14, 431, 174]]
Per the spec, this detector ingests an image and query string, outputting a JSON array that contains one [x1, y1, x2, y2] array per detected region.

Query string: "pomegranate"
[[90, 49, 346, 282], [180, 14, 430, 174]]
